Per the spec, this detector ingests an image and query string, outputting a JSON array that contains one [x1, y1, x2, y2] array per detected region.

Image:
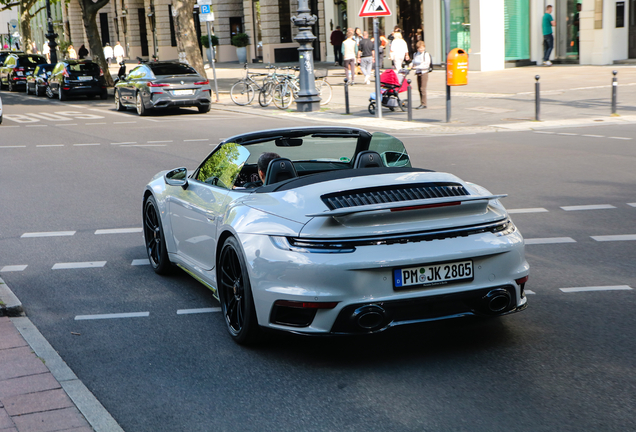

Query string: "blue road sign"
[[200, 5, 210, 14]]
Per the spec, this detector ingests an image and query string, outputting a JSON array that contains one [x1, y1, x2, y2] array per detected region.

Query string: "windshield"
[[243, 135, 359, 164], [19, 55, 46, 67], [150, 63, 198, 76], [68, 62, 100, 73]]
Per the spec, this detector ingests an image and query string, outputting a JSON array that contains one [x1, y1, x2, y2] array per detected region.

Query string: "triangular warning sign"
[[358, 0, 392, 17]]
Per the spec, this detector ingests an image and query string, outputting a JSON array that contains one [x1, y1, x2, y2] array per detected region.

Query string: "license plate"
[[173, 89, 193, 96], [16, 71, 23, 76], [78, 76, 93, 81], [394, 259, 473, 289]]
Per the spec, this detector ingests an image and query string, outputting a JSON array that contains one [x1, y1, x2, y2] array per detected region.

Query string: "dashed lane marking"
[[95, 228, 142, 235], [52, 261, 107, 270], [591, 234, 636, 242], [557, 133, 577, 136], [0, 265, 28, 272], [21, 231, 76, 238], [608, 136, 632, 140], [147, 140, 173, 143], [0, 145, 27, 148], [183, 139, 209, 142], [508, 208, 549, 214], [560, 285, 632, 293], [113, 121, 137, 124], [120, 144, 167, 147], [629, 203, 636, 207], [36, 144, 64, 147], [561, 204, 616, 211], [75, 312, 150, 320], [111, 142, 137, 145], [525, 237, 576, 245], [525, 290, 536, 295], [74, 143, 100, 147], [582, 134, 604, 138], [177, 308, 222, 315], [131, 259, 150, 266]]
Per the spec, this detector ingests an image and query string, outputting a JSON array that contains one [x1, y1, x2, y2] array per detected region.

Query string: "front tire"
[[218, 236, 260, 345], [230, 81, 255, 106], [143, 196, 172, 275], [273, 83, 292, 110]]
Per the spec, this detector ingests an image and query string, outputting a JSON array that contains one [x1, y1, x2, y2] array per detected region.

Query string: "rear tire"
[[198, 104, 211, 113], [136, 91, 147, 116], [100, 91, 108, 100], [218, 236, 260, 345], [58, 87, 67, 101], [115, 90, 126, 111], [273, 83, 292, 110]]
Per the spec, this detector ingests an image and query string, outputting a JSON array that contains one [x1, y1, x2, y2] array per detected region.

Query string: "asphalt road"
[[1, 90, 635, 431]]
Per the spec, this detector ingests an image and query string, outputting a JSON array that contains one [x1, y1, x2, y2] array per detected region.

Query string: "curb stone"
[[0, 277, 125, 432]]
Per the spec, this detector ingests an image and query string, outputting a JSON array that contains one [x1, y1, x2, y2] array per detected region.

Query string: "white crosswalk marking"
[[525, 237, 576, 245], [560, 286, 632, 293], [52, 261, 107, 270], [561, 204, 616, 211], [75, 312, 150, 320], [22, 231, 76, 238], [591, 234, 636, 242]]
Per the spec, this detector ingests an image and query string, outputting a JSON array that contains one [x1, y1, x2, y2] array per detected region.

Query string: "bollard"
[[407, 79, 413, 122], [535, 75, 540, 121], [344, 78, 350, 115], [612, 70, 618, 115]]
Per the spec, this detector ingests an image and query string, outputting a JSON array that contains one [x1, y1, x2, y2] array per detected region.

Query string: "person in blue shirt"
[[543, 5, 555, 66]]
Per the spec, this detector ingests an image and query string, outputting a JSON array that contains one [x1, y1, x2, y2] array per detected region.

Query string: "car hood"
[[237, 171, 509, 239]]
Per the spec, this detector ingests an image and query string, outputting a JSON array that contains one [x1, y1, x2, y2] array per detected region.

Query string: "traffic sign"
[[200, 5, 210, 13], [199, 10, 214, 21], [9, 19, 18, 30], [358, 0, 391, 17]]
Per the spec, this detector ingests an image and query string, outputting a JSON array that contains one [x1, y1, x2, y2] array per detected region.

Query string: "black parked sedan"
[[26, 64, 54, 96], [0, 53, 47, 92], [47, 60, 107, 100], [114, 61, 211, 116]]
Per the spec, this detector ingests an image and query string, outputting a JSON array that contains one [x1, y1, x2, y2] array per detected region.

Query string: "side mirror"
[[164, 167, 188, 189]]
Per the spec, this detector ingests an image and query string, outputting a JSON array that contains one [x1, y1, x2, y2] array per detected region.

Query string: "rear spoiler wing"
[[306, 194, 507, 218]]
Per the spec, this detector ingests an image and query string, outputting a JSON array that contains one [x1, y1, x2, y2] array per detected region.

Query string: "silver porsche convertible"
[[143, 127, 529, 344]]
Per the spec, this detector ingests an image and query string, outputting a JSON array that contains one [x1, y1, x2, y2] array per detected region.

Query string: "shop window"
[[230, 17, 244, 37], [279, 0, 292, 43]]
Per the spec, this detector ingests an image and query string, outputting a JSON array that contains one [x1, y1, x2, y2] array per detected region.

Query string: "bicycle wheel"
[[273, 83, 292, 110], [230, 81, 255, 105], [258, 82, 274, 107], [316, 80, 333, 105]]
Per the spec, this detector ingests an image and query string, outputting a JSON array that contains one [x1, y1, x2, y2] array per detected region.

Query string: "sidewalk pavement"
[[0, 278, 123, 432], [107, 61, 636, 133]]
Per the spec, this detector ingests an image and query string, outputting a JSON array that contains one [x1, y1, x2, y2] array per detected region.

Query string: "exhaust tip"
[[483, 288, 511, 313], [352, 305, 386, 331]]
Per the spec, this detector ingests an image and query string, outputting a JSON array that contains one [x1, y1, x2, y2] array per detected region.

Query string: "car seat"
[[353, 151, 383, 169], [264, 158, 298, 185]]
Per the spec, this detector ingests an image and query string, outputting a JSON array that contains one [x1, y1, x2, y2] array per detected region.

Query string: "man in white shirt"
[[113, 41, 125, 63], [104, 43, 114, 64]]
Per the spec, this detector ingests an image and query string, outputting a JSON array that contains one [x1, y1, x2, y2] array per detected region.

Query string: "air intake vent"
[[321, 183, 470, 210]]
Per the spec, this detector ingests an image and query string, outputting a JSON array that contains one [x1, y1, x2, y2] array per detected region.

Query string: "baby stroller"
[[368, 68, 410, 115]]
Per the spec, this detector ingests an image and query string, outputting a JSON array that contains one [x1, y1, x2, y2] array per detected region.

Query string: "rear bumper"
[[63, 85, 106, 95], [150, 95, 211, 109]]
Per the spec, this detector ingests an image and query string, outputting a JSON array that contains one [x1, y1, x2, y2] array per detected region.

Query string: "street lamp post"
[[45, 0, 58, 64], [291, 0, 320, 112]]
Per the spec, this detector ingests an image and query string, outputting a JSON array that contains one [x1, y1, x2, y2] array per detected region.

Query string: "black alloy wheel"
[[136, 91, 147, 116], [46, 85, 53, 98], [143, 196, 171, 275], [218, 236, 259, 344]]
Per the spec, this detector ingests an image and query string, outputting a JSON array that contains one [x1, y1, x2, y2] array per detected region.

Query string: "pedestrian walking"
[[114, 41, 125, 64], [330, 26, 344, 66], [67, 45, 77, 60], [389, 31, 409, 70], [543, 5, 555, 66], [342, 30, 358, 84], [358, 31, 374, 85], [42, 41, 50, 62], [78, 44, 88, 59], [410, 41, 432, 109], [104, 43, 114, 65]]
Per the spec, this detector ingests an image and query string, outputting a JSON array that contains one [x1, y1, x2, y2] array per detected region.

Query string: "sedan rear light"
[[15, 67, 24, 72], [99, 67, 104, 76], [194, 80, 209, 85], [62, 68, 70, 78], [147, 82, 169, 87]]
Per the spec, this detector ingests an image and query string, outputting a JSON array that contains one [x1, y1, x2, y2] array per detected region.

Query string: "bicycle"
[[258, 65, 294, 107], [314, 69, 332, 105], [273, 73, 300, 110], [230, 64, 270, 106]]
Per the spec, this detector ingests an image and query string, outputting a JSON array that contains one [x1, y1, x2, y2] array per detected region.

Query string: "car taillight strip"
[[322, 183, 469, 210]]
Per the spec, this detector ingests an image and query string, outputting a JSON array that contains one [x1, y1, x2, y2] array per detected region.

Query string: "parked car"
[[0, 50, 23, 66], [143, 127, 529, 344], [114, 61, 211, 116], [0, 53, 47, 92], [47, 60, 107, 100], [26, 64, 54, 96]]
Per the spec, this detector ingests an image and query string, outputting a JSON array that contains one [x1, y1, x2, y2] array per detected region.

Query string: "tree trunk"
[[172, 0, 205, 77], [78, 0, 114, 86], [19, 0, 35, 53]]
